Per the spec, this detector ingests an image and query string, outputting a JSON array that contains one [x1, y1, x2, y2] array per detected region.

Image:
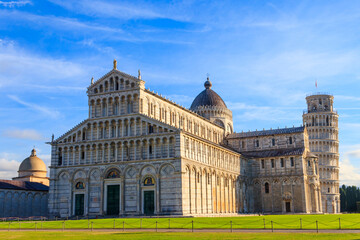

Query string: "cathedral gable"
[[87, 68, 143, 95], [55, 119, 89, 143]]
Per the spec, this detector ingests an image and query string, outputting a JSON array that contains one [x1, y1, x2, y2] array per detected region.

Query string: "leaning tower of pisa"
[[303, 94, 340, 213]]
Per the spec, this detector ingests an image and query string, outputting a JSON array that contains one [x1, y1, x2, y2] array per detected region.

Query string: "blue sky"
[[0, 0, 359, 185]]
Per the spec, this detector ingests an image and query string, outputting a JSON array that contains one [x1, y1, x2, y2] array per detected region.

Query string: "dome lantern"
[[31, 148, 36, 157], [204, 77, 212, 89]]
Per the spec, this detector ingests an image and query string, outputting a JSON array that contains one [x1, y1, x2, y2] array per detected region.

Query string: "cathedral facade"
[[48, 61, 339, 217]]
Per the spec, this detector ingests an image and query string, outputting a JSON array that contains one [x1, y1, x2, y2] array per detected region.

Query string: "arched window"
[[214, 119, 224, 128], [125, 146, 129, 159], [148, 125, 154, 134], [102, 103, 107, 116], [290, 157, 294, 167], [265, 182, 269, 194], [127, 100, 133, 113], [58, 149, 62, 166], [149, 145, 152, 154], [113, 103, 118, 115]]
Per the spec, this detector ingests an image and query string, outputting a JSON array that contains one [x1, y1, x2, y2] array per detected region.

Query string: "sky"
[[0, 0, 359, 186]]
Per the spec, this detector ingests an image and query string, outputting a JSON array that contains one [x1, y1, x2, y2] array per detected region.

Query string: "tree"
[[339, 185, 360, 212]]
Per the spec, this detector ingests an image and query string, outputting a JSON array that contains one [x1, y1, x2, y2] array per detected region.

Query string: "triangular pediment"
[[87, 69, 144, 94], [55, 119, 89, 143]]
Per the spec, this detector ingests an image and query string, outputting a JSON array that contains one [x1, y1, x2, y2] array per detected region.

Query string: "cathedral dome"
[[18, 149, 47, 173], [190, 78, 227, 110]]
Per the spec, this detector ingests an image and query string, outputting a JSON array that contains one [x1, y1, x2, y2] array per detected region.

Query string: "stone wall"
[[0, 190, 47, 218]]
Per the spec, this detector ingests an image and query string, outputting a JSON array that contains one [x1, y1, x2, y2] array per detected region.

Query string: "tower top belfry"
[[305, 93, 334, 113]]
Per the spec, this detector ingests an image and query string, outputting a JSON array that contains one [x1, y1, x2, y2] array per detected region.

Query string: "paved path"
[[1, 228, 360, 233]]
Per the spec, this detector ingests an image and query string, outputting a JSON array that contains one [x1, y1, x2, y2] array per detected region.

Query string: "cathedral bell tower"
[[302, 94, 340, 213]]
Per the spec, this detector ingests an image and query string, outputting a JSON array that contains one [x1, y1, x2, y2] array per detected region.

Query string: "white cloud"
[[347, 149, 360, 159], [249, 50, 359, 81], [0, 10, 124, 34], [2, 129, 43, 140], [0, 158, 20, 180], [336, 95, 360, 102], [48, 0, 187, 21], [8, 95, 60, 119], [340, 158, 360, 186], [0, 0, 31, 8], [0, 39, 86, 87], [227, 102, 302, 111], [339, 144, 360, 186], [0, 11, 192, 46], [23, 84, 86, 92], [229, 101, 301, 123]]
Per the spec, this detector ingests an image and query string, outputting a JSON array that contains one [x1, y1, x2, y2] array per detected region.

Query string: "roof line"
[[144, 89, 224, 130]]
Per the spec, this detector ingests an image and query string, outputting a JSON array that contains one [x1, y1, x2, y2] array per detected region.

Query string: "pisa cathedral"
[[48, 61, 340, 217]]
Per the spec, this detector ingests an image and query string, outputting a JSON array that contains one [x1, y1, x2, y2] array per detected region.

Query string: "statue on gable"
[[113, 59, 117, 70]]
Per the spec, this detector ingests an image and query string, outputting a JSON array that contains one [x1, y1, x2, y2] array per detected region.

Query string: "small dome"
[[19, 149, 47, 173], [190, 77, 227, 110]]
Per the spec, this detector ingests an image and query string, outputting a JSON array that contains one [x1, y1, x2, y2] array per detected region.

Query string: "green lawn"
[[1, 214, 360, 230], [0, 232, 359, 240]]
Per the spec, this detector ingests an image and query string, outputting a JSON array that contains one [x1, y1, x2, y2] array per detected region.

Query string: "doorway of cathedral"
[[144, 191, 154, 215], [75, 194, 84, 216], [286, 201, 291, 212], [107, 185, 120, 215]]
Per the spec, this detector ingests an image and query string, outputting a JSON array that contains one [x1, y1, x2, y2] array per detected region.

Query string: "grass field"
[[0, 232, 360, 240], [0, 214, 360, 230]]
